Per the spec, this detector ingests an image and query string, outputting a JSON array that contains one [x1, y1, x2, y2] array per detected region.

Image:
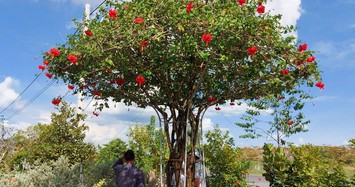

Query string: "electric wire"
[[7, 80, 56, 120], [0, 72, 43, 115]]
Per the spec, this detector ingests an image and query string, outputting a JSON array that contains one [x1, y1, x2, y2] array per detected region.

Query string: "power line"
[[2, 0, 108, 119], [7, 80, 56, 120], [0, 72, 43, 115]]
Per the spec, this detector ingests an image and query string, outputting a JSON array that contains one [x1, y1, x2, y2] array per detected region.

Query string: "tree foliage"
[[263, 144, 353, 187], [8, 102, 96, 166], [128, 116, 169, 184], [42, 0, 322, 185], [237, 91, 311, 147], [204, 125, 249, 186]]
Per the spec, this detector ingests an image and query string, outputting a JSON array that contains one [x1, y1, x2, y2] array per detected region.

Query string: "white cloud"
[[266, 0, 302, 37], [85, 122, 130, 145], [0, 77, 20, 109], [313, 40, 355, 69]]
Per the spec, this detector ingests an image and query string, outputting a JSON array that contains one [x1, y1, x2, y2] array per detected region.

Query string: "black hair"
[[124, 150, 135, 161]]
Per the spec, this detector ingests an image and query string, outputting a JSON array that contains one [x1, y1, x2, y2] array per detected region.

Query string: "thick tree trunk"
[[162, 107, 203, 187]]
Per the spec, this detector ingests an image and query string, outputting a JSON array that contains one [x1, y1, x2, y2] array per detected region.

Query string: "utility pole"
[[78, 4, 90, 186]]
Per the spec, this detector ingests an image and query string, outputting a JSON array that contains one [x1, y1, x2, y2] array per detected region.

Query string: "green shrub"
[[263, 144, 353, 187]]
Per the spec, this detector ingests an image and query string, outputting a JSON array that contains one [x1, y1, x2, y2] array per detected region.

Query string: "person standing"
[[113, 150, 145, 187]]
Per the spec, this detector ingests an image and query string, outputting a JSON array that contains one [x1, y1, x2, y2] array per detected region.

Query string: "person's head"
[[124, 150, 135, 162]]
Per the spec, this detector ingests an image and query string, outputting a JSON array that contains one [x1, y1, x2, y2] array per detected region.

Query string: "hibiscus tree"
[[43, 0, 322, 186]]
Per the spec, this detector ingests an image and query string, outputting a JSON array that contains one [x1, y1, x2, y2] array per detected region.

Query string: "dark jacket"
[[113, 158, 145, 187]]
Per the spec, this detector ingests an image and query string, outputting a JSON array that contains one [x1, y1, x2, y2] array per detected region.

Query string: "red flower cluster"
[[298, 43, 308, 52], [68, 85, 74, 90], [281, 69, 289, 75], [315, 81, 324, 89], [140, 41, 148, 47], [186, 3, 194, 13], [257, 3, 265, 14], [43, 60, 49, 66], [85, 30, 93, 37], [93, 90, 102, 96], [306, 56, 315, 62], [52, 98, 61, 106], [288, 120, 294, 125], [117, 78, 124, 86], [238, 0, 246, 6], [202, 34, 212, 46], [68, 54, 78, 64], [136, 75, 145, 87], [135, 17, 144, 24], [108, 9, 117, 19], [50, 48, 60, 57], [207, 97, 217, 103], [248, 46, 258, 55], [46, 72, 52, 79], [38, 65, 46, 71]]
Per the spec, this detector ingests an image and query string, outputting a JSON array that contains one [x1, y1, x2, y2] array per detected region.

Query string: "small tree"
[[237, 90, 311, 147], [128, 116, 169, 185], [205, 125, 249, 186], [9, 102, 96, 166]]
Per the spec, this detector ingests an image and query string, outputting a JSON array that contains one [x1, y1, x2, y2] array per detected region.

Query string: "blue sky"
[[0, 0, 354, 147]]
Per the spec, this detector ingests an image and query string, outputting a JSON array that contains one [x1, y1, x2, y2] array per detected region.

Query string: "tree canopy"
[[40, 0, 323, 186]]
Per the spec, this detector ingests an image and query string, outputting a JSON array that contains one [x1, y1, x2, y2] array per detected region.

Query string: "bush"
[[0, 156, 82, 187], [263, 144, 353, 187]]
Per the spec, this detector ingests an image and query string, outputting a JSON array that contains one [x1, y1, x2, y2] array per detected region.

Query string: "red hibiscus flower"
[[50, 48, 60, 57], [297, 43, 308, 52], [207, 97, 217, 103], [257, 4, 265, 14], [315, 81, 324, 89], [68, 54, 78, 64], [186, 3, 194, 13], [108, 9, 117, 19], [306, 56, 315, 62], [38, 65, 46, 71], [238, 0, 246, 6], [52, 98, 61, 106], [136, 75, 145, 87], [93, 111, 99, 116], [135, 17, 144, 24], [46, 72, 52, 79], [288, 120, 294, 125], [43, 60, 49, 66], [202, 34, 212, 46], [248, 46, 258, 55], [140, 41, 148, 47], [68, 85, 74, 90], [93, 90, 102, 97], [117, 78, 124, 86], [281, 69, 289, 75], [85, 30, 93, 36]]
